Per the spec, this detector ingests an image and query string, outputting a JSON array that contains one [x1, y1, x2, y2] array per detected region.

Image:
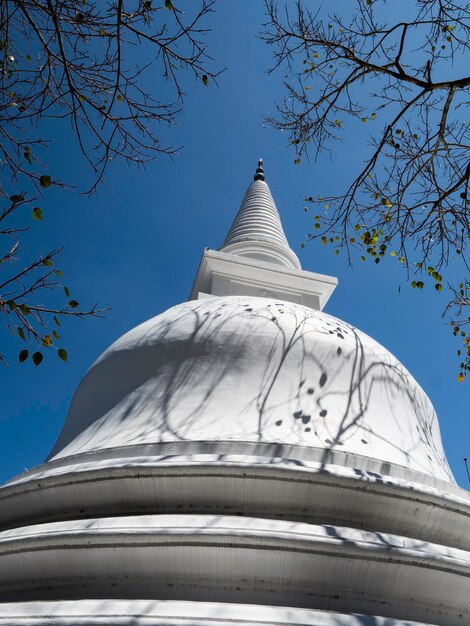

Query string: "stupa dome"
[[50, 296, 453, 485], [1, 160, 468, 626]]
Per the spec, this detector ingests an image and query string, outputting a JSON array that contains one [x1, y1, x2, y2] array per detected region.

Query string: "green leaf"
[[54, 269, 63, 277], [32, 207, 42, 221], [435, 283, 443, 292], [64, 286, 71, 298], [25, 54, 31, 62], [202, 74, 208, 87], [58, 348, 68, 362], [32, 351, 43, 367], [165, 0, 173, 9], [116, 94, 124, 102], [10, 194, 24, 203], [68, 299, 79, 308], [54, 315, 61, 327], [39, 175, 51, 188], [43, 258, 53, 266], [19, 349, 29, 363], [19, 304, 30, 315], [24, 151, 32, 164], [52, 330, 60, 340]]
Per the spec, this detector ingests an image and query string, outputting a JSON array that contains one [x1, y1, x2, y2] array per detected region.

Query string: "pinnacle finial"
[[254, 158, 265, 181]]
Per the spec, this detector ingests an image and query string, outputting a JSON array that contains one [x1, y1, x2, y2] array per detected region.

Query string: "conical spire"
[[191, 157, 337, 310], [220, 160, 301, 269]]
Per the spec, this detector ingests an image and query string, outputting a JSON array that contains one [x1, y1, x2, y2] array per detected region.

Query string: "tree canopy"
[[263, 0, 470, 380], [0, 0, 219, 366]]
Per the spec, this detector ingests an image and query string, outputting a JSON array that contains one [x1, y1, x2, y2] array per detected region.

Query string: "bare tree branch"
[[263, 0, 470, 379], [0, 0, 220, 367]]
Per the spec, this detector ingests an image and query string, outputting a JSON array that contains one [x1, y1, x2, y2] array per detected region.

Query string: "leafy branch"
[[0, 1, 220, 366], [0, 195, 105, 365], [263, 0, 470, 379]]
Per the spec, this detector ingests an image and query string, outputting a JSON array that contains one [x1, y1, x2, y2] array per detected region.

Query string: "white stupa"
[[0, 161, 469, 625]]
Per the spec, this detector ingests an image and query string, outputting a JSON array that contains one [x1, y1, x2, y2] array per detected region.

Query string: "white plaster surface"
[[221, 178, 301, 269], [1, 448, 469, 553], [0, 600, 441, 625], [0, 515, 468, 624], [189, 249, 337, 310], [2, 514, 468, 565], [49, 296, 453, 483]]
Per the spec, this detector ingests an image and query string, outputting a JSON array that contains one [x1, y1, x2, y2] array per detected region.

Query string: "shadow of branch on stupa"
[[36, 598, 424, 626], [47, 296, 452, 484]]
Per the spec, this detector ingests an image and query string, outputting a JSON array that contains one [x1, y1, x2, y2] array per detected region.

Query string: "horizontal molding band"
[[0, 515, 468, 625], [0, 599, 441, 626]]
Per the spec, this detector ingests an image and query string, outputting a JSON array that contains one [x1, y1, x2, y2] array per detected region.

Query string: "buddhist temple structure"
[[0, 161, 469, 625]]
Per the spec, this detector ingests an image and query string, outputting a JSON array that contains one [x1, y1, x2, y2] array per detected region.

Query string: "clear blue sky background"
[[1, 1, 468, 487]]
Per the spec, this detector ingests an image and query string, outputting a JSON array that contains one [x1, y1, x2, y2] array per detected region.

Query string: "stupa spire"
[[190, 157, 337, 310], [220, 159, 301, 269]]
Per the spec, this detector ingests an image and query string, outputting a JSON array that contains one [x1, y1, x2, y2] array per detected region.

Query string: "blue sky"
[[1, 1, 468, 487]]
